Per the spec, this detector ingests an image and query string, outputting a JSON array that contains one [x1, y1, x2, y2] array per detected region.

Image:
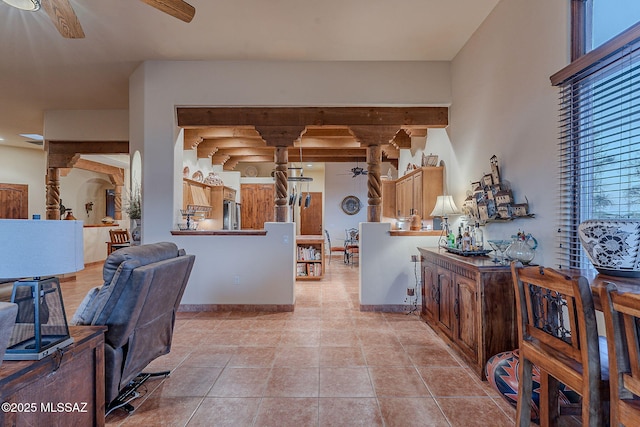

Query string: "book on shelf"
[[297, 245, 321, 261], [296, 263, 307, 276]]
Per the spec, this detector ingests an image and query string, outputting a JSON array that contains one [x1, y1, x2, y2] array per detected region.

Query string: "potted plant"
[[126, 186, 142, 244]]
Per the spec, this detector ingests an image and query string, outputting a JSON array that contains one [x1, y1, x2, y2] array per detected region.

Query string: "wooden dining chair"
[[603, 283, 640, 427], [324, 230, 346, 264], [344, 228, 359, 266], [511, 262, 609, 427], [107, 229, 131, 254]]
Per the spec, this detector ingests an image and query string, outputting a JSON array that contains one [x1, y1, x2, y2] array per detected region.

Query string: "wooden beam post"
[[46, 167, 61, 220], [274, 146, 289, 222], [366, 145, 383, 222], [255, 125, 304, 222], [349, 126, 399, 222]]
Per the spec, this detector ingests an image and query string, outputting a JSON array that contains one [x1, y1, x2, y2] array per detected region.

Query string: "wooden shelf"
[[296, 236, 324, 280]]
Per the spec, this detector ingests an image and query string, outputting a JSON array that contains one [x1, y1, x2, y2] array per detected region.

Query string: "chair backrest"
[[71, 242, 195, 403], [109, 229, 130, 244], [345, 228, 358, 243], [605, 283, 640, 426], [324, 229, 331, 247], [511, 263, 601, 376]]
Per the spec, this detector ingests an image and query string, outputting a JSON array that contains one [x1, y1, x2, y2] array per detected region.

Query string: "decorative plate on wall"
[[245, 166, 258, 177], [341, 195, 361, 215], [191, 170, 203, 182]]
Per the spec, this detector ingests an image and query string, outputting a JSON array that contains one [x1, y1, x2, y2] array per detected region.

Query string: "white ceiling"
[[0, 0, 499, 149]]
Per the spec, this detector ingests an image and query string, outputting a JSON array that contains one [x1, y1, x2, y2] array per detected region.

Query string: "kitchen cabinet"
[[183, 178, 236, 229], [418, 247, 516, 379], [395, 167, 443, 219], [241, 184, 275, 230], [381, 180, 396, 218]]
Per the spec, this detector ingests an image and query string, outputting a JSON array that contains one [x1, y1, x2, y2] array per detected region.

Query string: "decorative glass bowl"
[[578, 219, 640, 277]]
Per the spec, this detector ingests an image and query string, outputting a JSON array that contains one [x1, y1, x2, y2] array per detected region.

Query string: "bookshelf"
[[295, 236, 324, 280]]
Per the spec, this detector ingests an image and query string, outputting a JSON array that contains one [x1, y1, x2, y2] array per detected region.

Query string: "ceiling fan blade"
[[140, 0, 195, 23], [40, 0, 85, 38]]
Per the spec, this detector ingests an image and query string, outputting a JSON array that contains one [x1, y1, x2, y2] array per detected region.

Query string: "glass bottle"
[[473, 222, 484, 250]]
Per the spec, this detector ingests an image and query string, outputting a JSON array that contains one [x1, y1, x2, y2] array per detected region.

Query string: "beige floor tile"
[[378, 397, 450, 427], [208, 367, 271, 397], [369, 366, 430, 397], [362, 345, 414, 366], [150, 366, 222, 398], [417, 366, 490, 397], [227, 346, 277, 367], [280, 330, 321, 347], [253, 397, 319, 427], [274, 346, 320, 367], [319, 346, 366, 367], [187, 397, 261, 426], [404, 345, 462, 367], [318, 397, 383, 426], [320, 330, 360, 347], [117, 396, 203, 426], [264, 367, 320, 397], [437, 397, 514, 427], [181, 345, 236, 368], [319, 367, 375, 397]]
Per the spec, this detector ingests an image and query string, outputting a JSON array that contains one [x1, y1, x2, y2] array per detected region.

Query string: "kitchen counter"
[[389, 230, 441, 236], [171, 230, 267, 236]]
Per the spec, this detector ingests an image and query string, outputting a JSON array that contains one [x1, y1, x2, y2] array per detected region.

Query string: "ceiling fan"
[[2, 0, 195, 39], [338, 162, 368, 178]]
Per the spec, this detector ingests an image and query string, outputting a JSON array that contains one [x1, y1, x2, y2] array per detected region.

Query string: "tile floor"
[[62, 255, 517, 427]]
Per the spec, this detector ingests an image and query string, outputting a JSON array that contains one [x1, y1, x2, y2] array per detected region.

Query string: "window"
[[554, 7, 640, 270], [591, 1, 640, 51]]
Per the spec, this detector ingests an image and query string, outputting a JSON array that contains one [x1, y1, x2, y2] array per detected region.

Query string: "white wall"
[[44, 110, 128, 141], [448, 0, 569, 268], [0, 145, 46, 218], [324, 162, 368, 246], [129, 60, 452, 306], [173, 222, 296, 306], [359, 222, 440, 308]]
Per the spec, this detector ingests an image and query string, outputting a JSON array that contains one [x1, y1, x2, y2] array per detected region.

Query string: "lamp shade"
[[0, 219, 84, 278], [430, 195, 460, 218]]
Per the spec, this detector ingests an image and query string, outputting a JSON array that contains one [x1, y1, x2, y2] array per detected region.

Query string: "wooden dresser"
[[418, 247, 516, 379], [0, 326, 106, 427]]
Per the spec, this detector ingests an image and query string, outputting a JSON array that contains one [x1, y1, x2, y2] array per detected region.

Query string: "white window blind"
[[556, 32, 640, 270]]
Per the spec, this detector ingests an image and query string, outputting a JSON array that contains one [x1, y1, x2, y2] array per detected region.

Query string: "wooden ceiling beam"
[[302, 126, 354, 137], [177, 107, 448, 128], [46, 140, 129, 168], [295, 137, 360, 148], [391, 129, 412, 149], [73, 158, 125, 185], [381, 144, 399, 159]]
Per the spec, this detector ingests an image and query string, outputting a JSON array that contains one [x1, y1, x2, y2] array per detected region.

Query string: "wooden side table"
[[0, 326, 106, 427]]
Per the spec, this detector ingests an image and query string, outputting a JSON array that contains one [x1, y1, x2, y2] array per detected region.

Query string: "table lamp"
[[0, 219, 84, 360], [430, 195, 460, 247]]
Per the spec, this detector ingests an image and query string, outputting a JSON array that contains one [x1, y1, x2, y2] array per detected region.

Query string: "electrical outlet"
[[233, 275, 240, 285], [283, 235, 289, 244]]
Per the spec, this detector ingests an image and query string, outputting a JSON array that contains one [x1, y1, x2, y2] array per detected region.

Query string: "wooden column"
[[274, 146, 289, 222], [114, 185, 123, 220], [366, 145, 382, 222], [350, 126, 399, 223], [46, 167, 61, 220], [254, 125, 305, 223]]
